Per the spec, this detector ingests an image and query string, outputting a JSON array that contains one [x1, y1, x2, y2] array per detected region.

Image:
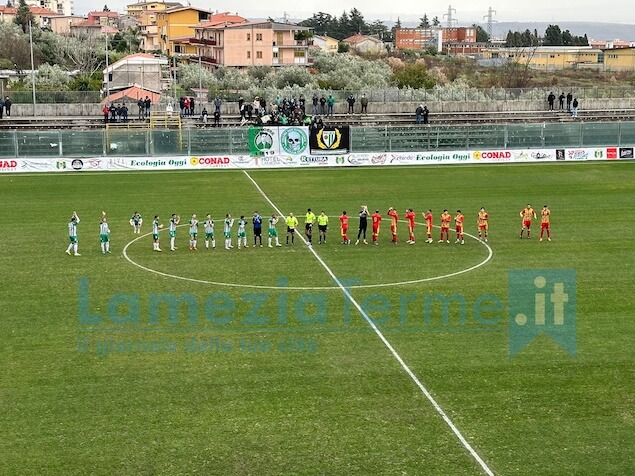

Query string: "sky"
[[79, 0, 634, 25]]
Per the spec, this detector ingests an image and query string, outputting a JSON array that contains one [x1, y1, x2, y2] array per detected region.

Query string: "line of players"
[[65, 204, 551, 256]]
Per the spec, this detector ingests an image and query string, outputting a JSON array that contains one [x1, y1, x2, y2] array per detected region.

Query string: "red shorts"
[[341, 226, 348, 233], [372, 225, 379, 233], [441, 226, 449, 232], [478, 224, 488, 230], [390, 225, 396, 233], [426, 224, 433, 233], [541, 222, 550, 229], [456, 226, 463, 233], [523, 220, 532, 228]]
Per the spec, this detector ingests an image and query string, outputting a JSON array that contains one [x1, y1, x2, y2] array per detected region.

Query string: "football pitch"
[[0, 162, 633, 475]]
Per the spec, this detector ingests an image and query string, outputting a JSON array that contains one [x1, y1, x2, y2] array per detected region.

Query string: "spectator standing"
[[144, 96, 151, 118], [547, 92, 556, 111], [166, 103, 174, 116], [137, 98, 144, 119], [319, 95, 326, 115], [238, 96, 245, 119], [109, 103, 116, 122], [558, 92, 565, 110], [4, 96, 12, 117], [360, 94, 368, 114], [327, 94, 335, 117], [571, 98, 579, 118], [179, 97, 186, 117], [201, 107, 208, 123], [213, 109, 221, 127], [311, 93, 318, 115], [415, 104, 423, 124], [423, 105, 430, 125], [566, 91, 573, 112], [346, 94, 355, 114], [189, 97, 195, 117], [102, 104, 109, 123], [0, 97, 4, 119]]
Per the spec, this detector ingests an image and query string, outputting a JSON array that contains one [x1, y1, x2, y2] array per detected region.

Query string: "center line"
[[242, 170, 495, 476]]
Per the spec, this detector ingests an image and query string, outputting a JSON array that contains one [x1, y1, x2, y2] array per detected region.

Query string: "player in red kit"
[[519, 204, 537, 239], [454, 210, 465, 245], [423, 209, 433, 243], [387, 207, 399, 244], [539, 205, 551, 242], [439, 209, 451, 243], [405, 208, 416, 244], [371, 209, 382, 245], [340, 211, 350, 245], [477, 207, 489, 242]]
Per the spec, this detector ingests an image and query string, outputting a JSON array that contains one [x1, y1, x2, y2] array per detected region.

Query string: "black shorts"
[[305, 223, 313, 231], [318, 225, 327, 232], [253, 228, 262, 236], [287, 227, 295, 233]]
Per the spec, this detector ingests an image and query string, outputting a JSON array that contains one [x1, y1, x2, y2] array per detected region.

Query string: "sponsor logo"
[[56, 160, 67, 170], [619, 147, 634, 159], [190, 157, 230, 166], [531, 152, 552, 160], [371, 154, 387, 165], [390, 154, 416, 164], [556, 149, 565, 160], [71, 159, 83, 170], [280, 127, 308, 155], [593, 149, 604, 159], [474, 151, 512, 161], [347, 155, 370, 165], [88, 159, 102, 168], [0, 159, 18, 170], [300, 156, 328, 165], [513, 151, 529, 161], [566, 149, 588, 160], [415, 153, 470, 162], [606, 147, 618, 159], [233, 156, 253, 165], [336, 156, 345, 165]]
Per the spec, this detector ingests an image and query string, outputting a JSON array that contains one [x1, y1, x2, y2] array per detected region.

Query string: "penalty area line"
[[241, 170, 495, 476]]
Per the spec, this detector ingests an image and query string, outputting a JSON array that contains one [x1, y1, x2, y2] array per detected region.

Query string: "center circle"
[[122, 223, 493, 290]]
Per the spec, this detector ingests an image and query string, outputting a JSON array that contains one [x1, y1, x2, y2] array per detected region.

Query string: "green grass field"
[[0, 162, 633, 475]]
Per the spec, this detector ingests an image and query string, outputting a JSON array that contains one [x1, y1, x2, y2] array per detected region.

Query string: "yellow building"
[[155, 5, 212, 56], [127, 1, 183, 52], [603, 47, 635, 72], [483, 46, 602, 70], [312, 35, 339, 53], [126, 1, 182, 20]]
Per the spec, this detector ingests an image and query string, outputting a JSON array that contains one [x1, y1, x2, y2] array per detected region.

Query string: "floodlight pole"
[[29, 21, 36, 116], [105, 33, 110, 99]]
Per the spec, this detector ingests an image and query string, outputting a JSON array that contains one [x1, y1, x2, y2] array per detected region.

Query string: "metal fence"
[[5, 87, 635, 105], [1, 122, 634, 158]]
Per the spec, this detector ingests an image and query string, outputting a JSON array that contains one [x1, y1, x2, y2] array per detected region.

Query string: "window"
[[273, 52, 278, 58], [256, 33, 263, 41], [256, 51, 263, 59], [294, 50, 304, 58], [246, 33, 250, 41], [175, 45, 183, 53], [247, 51, 251, 59]]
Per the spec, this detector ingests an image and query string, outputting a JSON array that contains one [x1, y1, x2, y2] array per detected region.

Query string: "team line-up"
[[64, 204, 552, 256]]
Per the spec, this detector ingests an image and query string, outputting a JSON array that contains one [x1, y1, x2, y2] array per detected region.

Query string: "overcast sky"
[[83, 0, 634, 25]]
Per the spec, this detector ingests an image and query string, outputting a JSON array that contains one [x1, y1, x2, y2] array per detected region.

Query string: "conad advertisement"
[[0, 147, 631, 173]]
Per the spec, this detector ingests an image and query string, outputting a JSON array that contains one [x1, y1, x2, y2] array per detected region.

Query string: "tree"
[[419, 14, 430, 29], [392, 63, 435, 89], [348, 8, 367, 35], [299, 12, 335, 36], [473, 24, 489, 43], [432, 16, 441, 27], [13, 0, 35, 34], [103, 4, 110, 11], [389, 16, 401, 43], [368, 20, 388, 40], [562, 29, 573, 46], [544, 25, 563, 46]]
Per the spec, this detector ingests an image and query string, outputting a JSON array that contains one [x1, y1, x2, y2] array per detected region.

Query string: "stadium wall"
[[6, 98, 635, 117]]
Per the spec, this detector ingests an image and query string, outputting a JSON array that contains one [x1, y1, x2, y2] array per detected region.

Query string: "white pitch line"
[[242, 170, 495, 476]]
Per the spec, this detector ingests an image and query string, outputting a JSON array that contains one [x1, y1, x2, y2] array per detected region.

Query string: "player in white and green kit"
[[268, 214, 282, 247], [189, 214, 199, 250], [169, 213, 180, 251], [223, 214, 234, 250], [100, 217, 111, 254], [237, 215, 248, 249], [204, 214, 215, 250], [152, 215, 163, 251], [66, 211, 80, 256]]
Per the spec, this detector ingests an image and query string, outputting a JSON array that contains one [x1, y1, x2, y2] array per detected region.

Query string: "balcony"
[[191, 56, 218, 65], [189, 37, 217, 46]]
